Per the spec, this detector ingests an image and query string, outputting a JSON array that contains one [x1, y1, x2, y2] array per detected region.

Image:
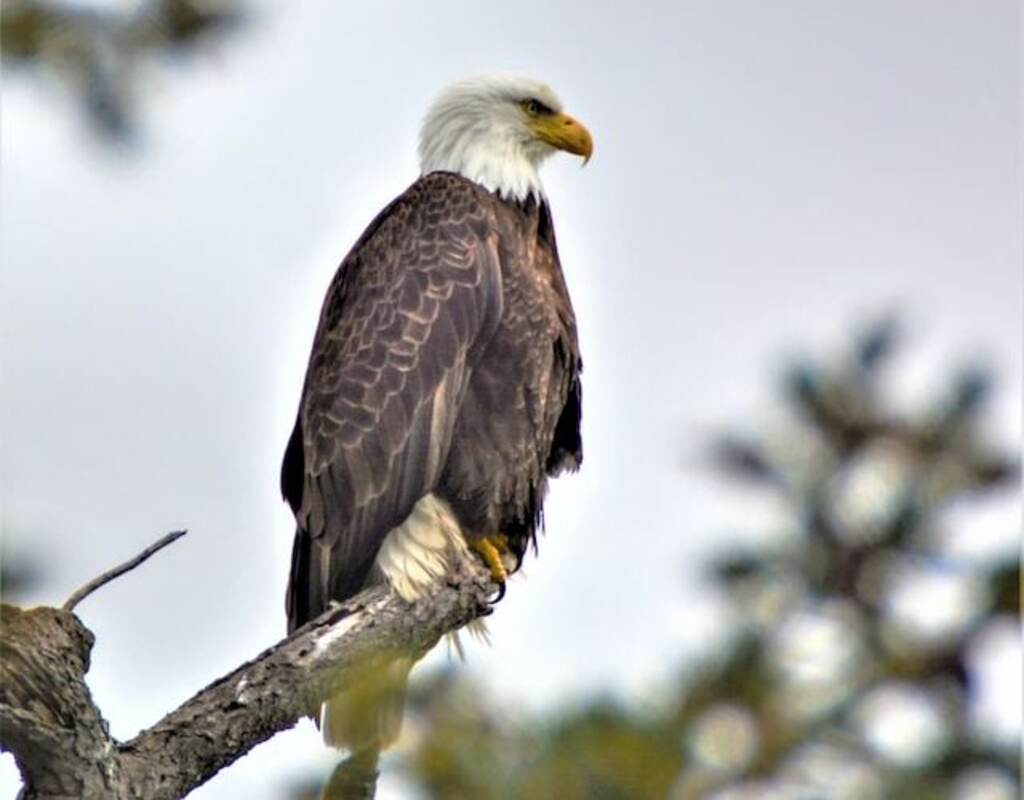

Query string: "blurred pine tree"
[[1, 0, 243, 140]]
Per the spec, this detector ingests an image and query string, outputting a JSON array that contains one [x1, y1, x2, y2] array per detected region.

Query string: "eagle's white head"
[[419, 75, 593, 203]]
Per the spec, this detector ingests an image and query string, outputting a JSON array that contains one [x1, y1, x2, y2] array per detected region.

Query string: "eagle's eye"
[[522, 99, 544, 116]]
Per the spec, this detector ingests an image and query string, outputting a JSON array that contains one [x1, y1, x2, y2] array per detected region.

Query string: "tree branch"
[[63, 530, 188, 612], [1, 547, 495, 799]]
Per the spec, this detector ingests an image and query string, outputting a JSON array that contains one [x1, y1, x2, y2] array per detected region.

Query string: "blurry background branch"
[[0, 540, 495, 799], [1, 0, 244, 140], [317, 319, 1020, 800]]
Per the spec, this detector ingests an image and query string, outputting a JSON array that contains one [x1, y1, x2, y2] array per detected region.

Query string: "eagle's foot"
[[469, 535, 509, 591]]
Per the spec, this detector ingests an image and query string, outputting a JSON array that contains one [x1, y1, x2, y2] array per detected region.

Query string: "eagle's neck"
[[419, 114, 547, 203]]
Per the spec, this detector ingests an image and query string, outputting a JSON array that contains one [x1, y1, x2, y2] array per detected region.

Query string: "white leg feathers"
[[375, 493, 473, 602]]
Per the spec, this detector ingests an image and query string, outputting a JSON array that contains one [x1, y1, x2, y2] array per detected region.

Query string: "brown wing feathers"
[[283, 174, 502, 631]]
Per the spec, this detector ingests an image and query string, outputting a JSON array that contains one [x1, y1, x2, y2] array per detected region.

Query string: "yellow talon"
[[470, 536, 508, 584]]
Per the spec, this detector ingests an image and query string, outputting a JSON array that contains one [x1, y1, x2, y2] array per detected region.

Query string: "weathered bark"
[[0, 604, 116, 799], [0, 557, 494, 799]]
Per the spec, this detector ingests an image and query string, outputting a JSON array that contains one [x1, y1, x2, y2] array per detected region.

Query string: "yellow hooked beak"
[[530, 111, 594, 164]]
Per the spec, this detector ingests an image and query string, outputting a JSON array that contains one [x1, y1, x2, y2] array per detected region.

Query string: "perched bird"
[[281, 74, 591, 752]]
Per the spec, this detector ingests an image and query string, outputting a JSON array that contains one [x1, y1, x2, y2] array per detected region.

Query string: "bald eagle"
[[281, 75, 591, 751]]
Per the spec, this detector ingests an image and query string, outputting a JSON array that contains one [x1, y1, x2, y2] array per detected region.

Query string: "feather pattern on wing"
[[283, 173, 504, 631]]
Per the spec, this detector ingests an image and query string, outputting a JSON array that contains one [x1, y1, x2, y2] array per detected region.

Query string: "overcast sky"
[[2, 1, 1020, 797]]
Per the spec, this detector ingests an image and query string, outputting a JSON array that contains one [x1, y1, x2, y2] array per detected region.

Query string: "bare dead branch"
[[62, 530, 188, 611], [1, 557, 494, 799]]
